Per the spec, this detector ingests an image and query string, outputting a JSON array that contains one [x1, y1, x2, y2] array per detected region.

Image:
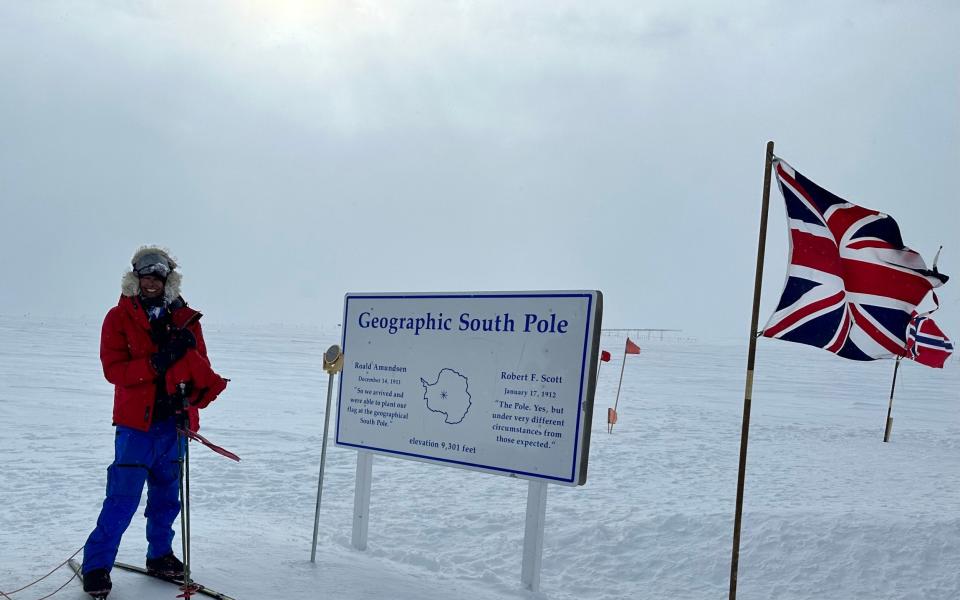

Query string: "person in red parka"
[[80, 246, 227, 599]]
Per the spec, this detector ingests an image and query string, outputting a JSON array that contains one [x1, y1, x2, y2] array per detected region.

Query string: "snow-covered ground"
[[1, 314, 957, 600]]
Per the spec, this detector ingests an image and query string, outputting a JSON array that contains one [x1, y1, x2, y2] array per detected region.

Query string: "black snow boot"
[[82, 568, 112, 598], [146, 553, 184, 577]]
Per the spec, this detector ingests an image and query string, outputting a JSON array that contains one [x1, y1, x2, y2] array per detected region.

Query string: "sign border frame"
[[336, 291, 603, 486]]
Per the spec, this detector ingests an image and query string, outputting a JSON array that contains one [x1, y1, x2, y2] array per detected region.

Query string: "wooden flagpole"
[[883, 357, 902, 443], [729, 140, 775, 600], [611, 344, 628, 433]]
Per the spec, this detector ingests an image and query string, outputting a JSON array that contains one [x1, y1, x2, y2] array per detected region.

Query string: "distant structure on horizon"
[[601, 328, 685, 342]]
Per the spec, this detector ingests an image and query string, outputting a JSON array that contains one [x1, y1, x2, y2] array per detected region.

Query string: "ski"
[[68, 559, 236, 600], [67, 559, 108, 600], [113, 562, 236, 600]]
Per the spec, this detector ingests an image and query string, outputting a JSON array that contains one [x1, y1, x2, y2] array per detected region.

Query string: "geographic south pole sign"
[[336, 291, 603, 485]]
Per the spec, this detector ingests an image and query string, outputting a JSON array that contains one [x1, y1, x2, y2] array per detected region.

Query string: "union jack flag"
[[762, 159, 949, 362]]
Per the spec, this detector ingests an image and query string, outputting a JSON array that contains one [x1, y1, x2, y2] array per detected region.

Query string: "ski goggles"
[[133, 253, 172, 278]]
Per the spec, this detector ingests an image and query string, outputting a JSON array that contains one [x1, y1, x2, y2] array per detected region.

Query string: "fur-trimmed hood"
[[121, 245, 183, 304]]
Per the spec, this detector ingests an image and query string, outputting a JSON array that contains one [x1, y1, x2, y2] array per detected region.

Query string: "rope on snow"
[[0, 546, 82, 600]]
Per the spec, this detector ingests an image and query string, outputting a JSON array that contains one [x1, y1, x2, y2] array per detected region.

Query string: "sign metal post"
[[352, 451, 374, 551], [521, 480, 549, 591]]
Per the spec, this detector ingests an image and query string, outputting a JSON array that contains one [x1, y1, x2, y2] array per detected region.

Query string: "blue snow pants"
[[82, 418, 184, 573]]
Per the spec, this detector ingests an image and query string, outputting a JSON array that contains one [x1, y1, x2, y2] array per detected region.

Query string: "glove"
[[151, 328, 196, 373], [169, 327, 197, 352]]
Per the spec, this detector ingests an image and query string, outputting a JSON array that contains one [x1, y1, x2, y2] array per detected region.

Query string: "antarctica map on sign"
[[336, 292, 601, 485], [421, 368, 472, 424]]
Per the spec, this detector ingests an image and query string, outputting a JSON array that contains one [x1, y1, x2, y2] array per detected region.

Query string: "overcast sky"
[[1, 0, 957, 341]]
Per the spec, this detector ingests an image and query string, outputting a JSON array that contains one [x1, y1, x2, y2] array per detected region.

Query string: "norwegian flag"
[[906, 311, 954, 368], [762, 159, 949, 361]]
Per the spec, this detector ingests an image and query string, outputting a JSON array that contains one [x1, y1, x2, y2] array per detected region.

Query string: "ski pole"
[[178, 382, 194, 597], [311, 345, 344, 563]]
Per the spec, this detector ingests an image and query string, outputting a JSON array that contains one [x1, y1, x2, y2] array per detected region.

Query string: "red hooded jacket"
[[100, 294, 226, 432]]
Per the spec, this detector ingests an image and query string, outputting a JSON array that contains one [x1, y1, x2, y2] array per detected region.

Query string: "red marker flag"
[[600, 350, 612, 362], [610, 338, 641, 433], [179, 428, 240, 462]]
